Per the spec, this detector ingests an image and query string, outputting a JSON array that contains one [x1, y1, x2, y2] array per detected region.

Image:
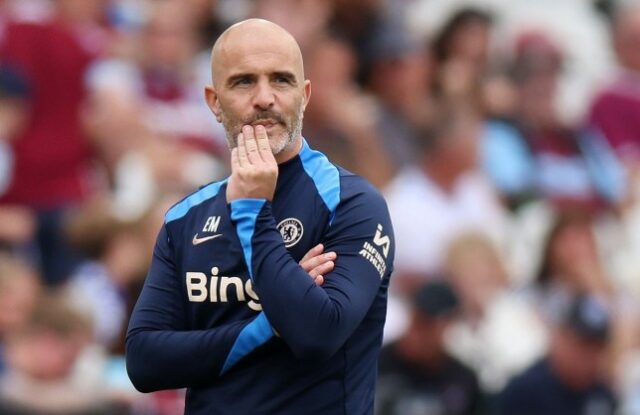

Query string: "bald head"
[[211, 19, 305, 86], [204, 18, 311, 161]]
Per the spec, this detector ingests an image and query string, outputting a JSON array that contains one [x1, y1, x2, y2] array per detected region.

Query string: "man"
[[376, 280, 483, 415], [125, 18, 395, 415], [499, 294, 617, 415]]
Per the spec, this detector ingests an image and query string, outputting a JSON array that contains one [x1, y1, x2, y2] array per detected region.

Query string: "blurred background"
[[1, 0, 640, 413]]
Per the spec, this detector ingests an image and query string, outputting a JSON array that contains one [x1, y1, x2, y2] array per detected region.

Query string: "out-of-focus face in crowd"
[[304, 37, 356, 120], [614, 4, 640, 72], [0, 256, 40, 337], [143, 0, 198, 70], [253, 0, 332, 50], [446, 233, 507, 314], [511, 32, 563, 130], [55, 0, 105, 23], [4, 294, 90, 381], [539, 214, 609, 296]]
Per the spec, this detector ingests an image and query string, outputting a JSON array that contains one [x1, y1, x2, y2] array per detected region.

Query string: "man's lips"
[[251, 119, 283, 129]]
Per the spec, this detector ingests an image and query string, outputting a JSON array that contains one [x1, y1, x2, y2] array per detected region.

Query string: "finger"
[[242, 125, 260, 164], [255, 125, 274, 162], [314, 275, 324, 286], [308, 260, 334, 279], [300, 251, 336, 273], [236, 133, 247, 167], [230, 147, 240, 171], [299, 243, 324, 265]]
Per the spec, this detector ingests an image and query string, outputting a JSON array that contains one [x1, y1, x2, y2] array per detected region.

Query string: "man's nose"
[[253, 80, 275, 110]]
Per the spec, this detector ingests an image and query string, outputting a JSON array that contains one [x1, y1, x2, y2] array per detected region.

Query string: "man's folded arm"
[[230, 189, 394, 361], [125, 225, 268, 392]]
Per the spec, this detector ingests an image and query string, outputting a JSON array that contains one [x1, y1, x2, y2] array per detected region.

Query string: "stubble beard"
[[221, 102, 305, 156]]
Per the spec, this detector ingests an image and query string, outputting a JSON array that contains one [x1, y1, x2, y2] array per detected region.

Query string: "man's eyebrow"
[[272, 71, 297, 83], [226, 73, 255, 86]]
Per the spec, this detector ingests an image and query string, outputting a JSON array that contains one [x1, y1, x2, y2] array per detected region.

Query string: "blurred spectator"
[[532, 212, 614, 313], [253, 0, 332, 51], [499, 294, 617, 415], [302, 35, 394, 188], [430, 7, 493, 105], [0, 0, 110, 284], [589, 1, 640, 177], [0, 64, 35, 246], [0, 254, 41, 373], [84, 0, 227, 220], [529, 210, 640, 384], [0, 292, 127, 414], [376, 280, 483, 415], [384, 103, 509, 289], [443, 233, 547, 396], [483, 30, 626, 211], [328, 0, 392, 85], [408, 0, 612, 124], [63, 201, 150, 351], [363, 24, 435, 174], [189, 0, 226, 51], [0, 64, 28, 196]]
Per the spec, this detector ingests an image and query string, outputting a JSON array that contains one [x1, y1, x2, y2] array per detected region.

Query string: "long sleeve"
[[230, 186, 394, 361], [125, 225, 264, 392]]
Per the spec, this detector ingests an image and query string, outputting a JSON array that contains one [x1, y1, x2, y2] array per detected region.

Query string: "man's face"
[[206, 26, 310, 157]]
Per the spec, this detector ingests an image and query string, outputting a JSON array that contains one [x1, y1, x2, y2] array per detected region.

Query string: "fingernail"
[[325, 252, 336, 259]]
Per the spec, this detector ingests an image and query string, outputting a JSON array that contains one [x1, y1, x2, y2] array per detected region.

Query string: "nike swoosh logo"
[[192, 233, 223, 245]]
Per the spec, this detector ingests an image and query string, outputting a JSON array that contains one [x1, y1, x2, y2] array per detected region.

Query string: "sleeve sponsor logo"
[[359, 224, 390, 278], [373, 224, 391, 258]]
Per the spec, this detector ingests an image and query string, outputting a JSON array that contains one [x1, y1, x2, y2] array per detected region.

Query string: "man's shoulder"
[[333, 171, 392, 229], [164, 178, 229, 225], [338, 168, 379, 196], [298, 141, 386, 212]]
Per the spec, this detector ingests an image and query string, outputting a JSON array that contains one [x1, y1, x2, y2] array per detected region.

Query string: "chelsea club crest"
[[277, 218, 304, 247]]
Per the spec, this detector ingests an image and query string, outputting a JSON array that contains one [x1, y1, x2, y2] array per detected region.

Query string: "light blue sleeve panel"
[[299, 139, 340, 224], [220, 311, 274, 375], [165, 179, 228, 223], [229, 198, 267, 280]]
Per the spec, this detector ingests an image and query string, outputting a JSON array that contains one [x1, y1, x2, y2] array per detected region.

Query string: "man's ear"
[[302, 79, 311, 110], [204, 85, 222, 122]]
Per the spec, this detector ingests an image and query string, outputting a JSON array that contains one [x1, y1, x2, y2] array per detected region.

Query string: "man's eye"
[[233, 78, 252, 86], [275, 77, 292, 84]]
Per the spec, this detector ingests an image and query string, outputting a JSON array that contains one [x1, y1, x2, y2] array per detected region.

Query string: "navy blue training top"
[[125, 140, 395, 414]]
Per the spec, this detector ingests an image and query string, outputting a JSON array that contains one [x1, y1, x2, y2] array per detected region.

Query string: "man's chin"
[[269, 134, 297, 155]]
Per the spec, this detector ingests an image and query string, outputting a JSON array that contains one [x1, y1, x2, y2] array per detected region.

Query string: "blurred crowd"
[[0, 0, 640, 413]]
